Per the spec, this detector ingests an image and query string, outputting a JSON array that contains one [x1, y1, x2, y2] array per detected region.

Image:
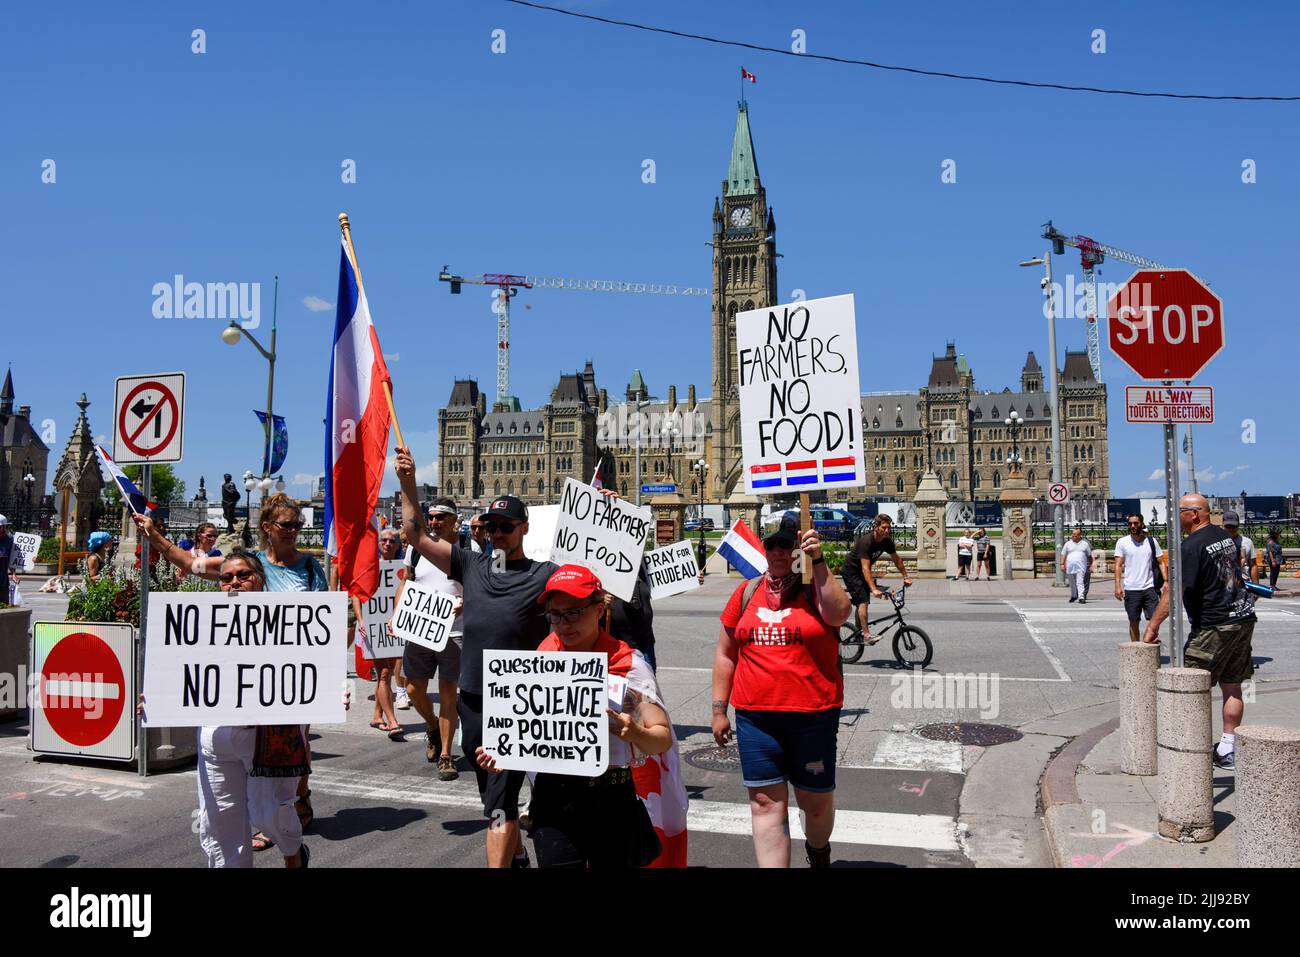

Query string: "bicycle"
[[837, 584, 933, 668]]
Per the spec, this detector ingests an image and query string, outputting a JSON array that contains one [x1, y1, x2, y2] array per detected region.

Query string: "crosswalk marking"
[[870, 732, 963, 773], [1004, 603, 1073, 681]]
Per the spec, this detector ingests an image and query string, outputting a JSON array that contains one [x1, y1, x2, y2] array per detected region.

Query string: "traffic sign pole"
[[1161, 397, 1184, 669], [137, 463, 151, 779]]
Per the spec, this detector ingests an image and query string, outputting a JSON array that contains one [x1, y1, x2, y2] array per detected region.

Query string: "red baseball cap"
[[536, 564, 604, 605]]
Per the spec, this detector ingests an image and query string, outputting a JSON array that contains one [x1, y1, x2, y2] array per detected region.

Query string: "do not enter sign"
[[31, 622, 136, 762], [1107, 269, 1224, 381]]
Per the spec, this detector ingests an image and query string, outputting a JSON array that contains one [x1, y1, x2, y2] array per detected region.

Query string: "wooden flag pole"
[[800, 492, 812, 584], [339, 212, 405, 449]]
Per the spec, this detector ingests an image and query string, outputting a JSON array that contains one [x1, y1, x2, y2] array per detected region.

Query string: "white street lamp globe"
[[244, 478, 257, 492], [221, 323, 242, 346], [259, 476, 274, 491], [275, 477, 286, 492]]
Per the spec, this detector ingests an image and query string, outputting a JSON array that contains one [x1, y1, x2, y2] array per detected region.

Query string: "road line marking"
[[1004, 603, 1072, 681], [871, 733, 963, 773]]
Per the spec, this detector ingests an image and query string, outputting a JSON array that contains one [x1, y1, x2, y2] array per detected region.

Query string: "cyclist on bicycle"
[[841, 515, 913, 644]]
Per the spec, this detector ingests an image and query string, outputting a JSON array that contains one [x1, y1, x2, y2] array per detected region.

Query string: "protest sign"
[[12, 532, 40, 570], [359, 560, 403, 659], [522, 504, 560, 563], [736, 294, 865, 495], [142, 591, 348, 726], [390, 578, 457, 652], [550, 478, 650, 601], [482, 650, 610, 776], [646, 540, 700, 600]]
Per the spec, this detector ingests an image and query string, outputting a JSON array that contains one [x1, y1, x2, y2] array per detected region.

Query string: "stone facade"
[[0, 370, 50, 515]]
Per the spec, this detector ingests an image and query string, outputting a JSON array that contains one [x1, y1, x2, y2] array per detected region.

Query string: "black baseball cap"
[[1222, 510, 1241, 527], [764, 514, 799, 549], [484, 496, 528, 523]]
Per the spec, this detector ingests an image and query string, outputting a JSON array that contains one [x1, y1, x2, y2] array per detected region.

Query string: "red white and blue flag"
[[749, 456, 860, 491], [716, 519, 767, 579], [96, 446, 157, 515], [821, 456, 859, 484], [325, 236, 392, 602]]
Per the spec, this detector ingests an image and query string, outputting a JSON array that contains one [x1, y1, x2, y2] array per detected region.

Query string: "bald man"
[[1146, 493, 1257, 770]]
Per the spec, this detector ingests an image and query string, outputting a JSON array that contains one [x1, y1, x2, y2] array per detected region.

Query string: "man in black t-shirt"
[[842, 514, 912, 644], [1145, 493, 1255, 770]]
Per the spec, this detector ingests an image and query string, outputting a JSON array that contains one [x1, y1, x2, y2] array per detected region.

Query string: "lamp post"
[[693, 458, 709, 574], [242, 471, 256, 547], [23, 472, 35, 530], [630, 390, 652, 506], [223, 275, 278, 498], [1021, 254, 1066, 587], [1003, 411, 1024, 581]]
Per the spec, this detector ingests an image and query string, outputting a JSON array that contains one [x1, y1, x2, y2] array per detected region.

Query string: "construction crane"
[[438, 266, 707, 406], [1041, 221, 1170, 381]]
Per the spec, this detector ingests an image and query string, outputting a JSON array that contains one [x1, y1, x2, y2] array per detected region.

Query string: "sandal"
[[252, 831, 275, 852], [295, 790, 314, 833]]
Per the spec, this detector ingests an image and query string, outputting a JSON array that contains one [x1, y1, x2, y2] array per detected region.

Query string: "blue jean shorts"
[[734, 708, 840, 793]]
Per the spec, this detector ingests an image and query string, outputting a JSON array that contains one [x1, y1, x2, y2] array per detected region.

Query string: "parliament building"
[[437, 102, 1109, 509]]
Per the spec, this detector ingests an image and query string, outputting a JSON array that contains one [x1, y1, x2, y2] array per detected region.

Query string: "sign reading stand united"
[[736, 294, 864, 495]]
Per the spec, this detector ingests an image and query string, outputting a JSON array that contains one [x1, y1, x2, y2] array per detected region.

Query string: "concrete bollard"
[[1118, 642, 1159, 775], [1155, 667, 1214, 843], [1235, 725, 1300, 867]]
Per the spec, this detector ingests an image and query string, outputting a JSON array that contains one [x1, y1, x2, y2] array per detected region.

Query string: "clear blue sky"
[[7, 1, 1296, 503]]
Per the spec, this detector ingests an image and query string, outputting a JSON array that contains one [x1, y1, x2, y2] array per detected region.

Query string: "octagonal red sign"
[[1107, 269, 1223, 380]]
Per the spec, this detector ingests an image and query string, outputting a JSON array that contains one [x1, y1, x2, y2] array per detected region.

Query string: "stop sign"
[[40, 631, 127, 748], [1107, 269, 1223, 380]]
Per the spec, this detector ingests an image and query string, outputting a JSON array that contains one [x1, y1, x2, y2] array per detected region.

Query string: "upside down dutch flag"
[[716, 519, 768, 579], [325, 236, 392, 602], [95, 446, 157, 515]]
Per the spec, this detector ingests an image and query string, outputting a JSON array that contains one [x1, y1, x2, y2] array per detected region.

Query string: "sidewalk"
[[1040, 682, 1300, 867]]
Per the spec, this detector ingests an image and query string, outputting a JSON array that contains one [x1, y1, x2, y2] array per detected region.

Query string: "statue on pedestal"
[[221, 473, 239, 531]]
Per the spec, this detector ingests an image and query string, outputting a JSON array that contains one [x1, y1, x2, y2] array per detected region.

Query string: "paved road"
[[4, 578, 1297, 868]]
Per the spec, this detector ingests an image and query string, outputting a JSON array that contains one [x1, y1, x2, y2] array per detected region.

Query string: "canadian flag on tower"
[[740, 67, 757, 83]]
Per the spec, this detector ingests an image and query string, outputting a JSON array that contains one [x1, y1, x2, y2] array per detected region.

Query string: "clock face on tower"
[[729, 206, 752, 227]]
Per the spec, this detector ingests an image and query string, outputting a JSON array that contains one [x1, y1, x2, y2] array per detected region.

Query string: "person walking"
[[0, 516, 21, 603], [474, 565, 671, 868], [1113, 513, 1167, 642], [136, 549, 319, 868], [1145, 493, 1258, 770], [1222, 511, 1261, 584], [974, 528, 990, 580], [955, 528, 975, 580], [1265, 531, 1283, 590], [840, 514, 911, 646], [1062, 527, 1093, 603], [358, 526, 405, 737], [396, 498, 464, 780], [710, 515, 853, 868]]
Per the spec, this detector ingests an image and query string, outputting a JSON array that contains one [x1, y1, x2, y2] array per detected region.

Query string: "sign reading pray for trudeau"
[[736, 294, 865, 496], [143, 592, 348, 726]]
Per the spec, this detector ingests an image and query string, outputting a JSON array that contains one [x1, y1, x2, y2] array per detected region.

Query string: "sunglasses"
[[483, 520, 519, 534], [218, 569, 258, 584], [270, 520, 304, 531], [544, 601, 600, 625]]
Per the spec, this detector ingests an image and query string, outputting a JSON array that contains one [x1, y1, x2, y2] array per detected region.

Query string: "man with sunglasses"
[[396, 500, 463, 779], [395, 448, 566, 867], [1145, 493, 1257, 770]]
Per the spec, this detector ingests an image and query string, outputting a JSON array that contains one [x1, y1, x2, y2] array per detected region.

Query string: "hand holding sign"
[[550, 478, 650, 602]]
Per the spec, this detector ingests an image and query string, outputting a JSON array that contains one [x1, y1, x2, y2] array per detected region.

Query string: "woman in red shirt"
[[711, 516, 852, 868]]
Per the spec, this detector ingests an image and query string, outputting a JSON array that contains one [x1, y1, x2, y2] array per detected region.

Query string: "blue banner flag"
[[253, 411, 288, 475]]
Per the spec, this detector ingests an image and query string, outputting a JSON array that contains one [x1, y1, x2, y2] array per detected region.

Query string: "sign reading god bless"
[[736, 294, 865, 495], [481, 650, 609, 776], [143, 592, 348, 726], [550, 478, 651, 602]]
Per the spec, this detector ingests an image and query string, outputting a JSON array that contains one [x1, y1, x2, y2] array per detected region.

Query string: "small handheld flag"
[[96, 446, 157, 515], [716, 519, 767, 579]]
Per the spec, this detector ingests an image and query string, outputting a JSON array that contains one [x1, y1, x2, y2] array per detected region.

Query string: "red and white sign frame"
[[1125, 385, 1215, 425], [30, 621, 136, 762], [113, 372, 186, 464], [1047, 483, 1071, 505]]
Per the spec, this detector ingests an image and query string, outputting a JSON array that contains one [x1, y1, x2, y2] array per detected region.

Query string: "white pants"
[[1067, 565, 1090, 600], [197, 726, 303, 867]]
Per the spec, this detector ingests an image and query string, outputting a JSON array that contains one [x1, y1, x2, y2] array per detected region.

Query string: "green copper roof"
[[727, 101, 759, 196], [956, 354, 970, 376], [628, 369, 646, 393]]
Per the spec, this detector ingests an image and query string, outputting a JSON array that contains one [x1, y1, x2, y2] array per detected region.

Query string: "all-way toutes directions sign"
[[1125, 385, 1214, 424], [113, 372, 186, 464]]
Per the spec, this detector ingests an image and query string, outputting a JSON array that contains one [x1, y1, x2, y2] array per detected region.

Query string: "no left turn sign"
[[114, 372, 185, 464], [1047, 483, 1071, 505]]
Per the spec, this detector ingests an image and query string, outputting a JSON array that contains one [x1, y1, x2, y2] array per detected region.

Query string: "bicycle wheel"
[[892, 625, 933, 669], [838, 622, 865, 665]]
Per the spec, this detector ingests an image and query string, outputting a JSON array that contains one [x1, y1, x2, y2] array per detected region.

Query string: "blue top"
[[256, 550, 327, 592]]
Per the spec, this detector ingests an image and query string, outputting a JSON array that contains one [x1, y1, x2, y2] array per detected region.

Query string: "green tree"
[[104, 463, 186, 510]]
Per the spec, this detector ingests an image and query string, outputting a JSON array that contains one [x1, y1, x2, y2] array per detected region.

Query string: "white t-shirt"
[[957, 536, 975, 557], [403, 545, 464, 636], [1063, 539, 1092, 572], [1236, 535, 1256, 568], [1114, 534, 1164, 591]]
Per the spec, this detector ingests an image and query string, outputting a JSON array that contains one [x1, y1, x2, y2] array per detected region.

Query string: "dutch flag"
[[783, 460, 818, 486], [716, 519, 768, 579], [821, 456, 859, 484], [95, 446, 157, 515], [749, 463, 781, 490]]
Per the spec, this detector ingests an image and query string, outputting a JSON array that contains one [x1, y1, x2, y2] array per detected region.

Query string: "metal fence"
[[1031, 518, 1298, 553]]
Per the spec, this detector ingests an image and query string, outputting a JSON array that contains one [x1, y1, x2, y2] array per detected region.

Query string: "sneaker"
[[1079, 599, 1087, 604], [805, 841, 832, 869], [395, 689, 411, 710], [1213, 750, 1235, 770], [438, 754, 459, 781], [1068, 597, 1077, 603], [511, 853, 531, 869], [425, 731, 441, 763], [865, 631, 883, 646]]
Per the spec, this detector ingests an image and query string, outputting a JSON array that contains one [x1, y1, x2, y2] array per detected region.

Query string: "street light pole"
[[632, 395, 650, 507], [1004, 410, 1023, 583], [1021, 253, 1066, 587], [223, 276, 278, 501], [693, 458, 709, 574]]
